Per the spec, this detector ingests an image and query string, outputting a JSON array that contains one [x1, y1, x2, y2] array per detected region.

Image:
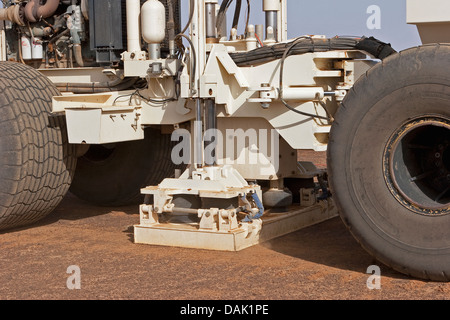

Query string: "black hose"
[[172, 0, 198, 93], [175, 33, 196, 90], [355, 36, 397, 60], [230, 36, 397, 67], [216, 0, 232, 32], [49, 29, 70, 43], [244, 0, 250, 33], [180, 0, 195, 35], [279, 36, 312, 90], [56, 78, 139, 94], [232, 0, 242, 30]]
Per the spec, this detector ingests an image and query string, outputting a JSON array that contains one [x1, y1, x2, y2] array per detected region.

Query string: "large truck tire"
[[70, 128, 179, 206], [0, 62, 76, 231], [328, 44, 450, 281]]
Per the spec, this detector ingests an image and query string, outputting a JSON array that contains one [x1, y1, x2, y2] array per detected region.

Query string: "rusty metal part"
[[25, 0, 60, 23], [205, 38, 220, 44], [0, 5, 26, 26]]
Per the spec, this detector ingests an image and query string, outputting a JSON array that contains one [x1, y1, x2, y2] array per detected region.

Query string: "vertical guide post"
[[203, 1, 218, 166], [194, 99, 204, 168], [192, 0, 213, 169], [204, 99, 217, 166], [279, 0, 288, 42], [192, 0, 204, 168]]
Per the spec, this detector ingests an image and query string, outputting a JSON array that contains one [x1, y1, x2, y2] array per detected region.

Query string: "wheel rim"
[[383, 115, 450, 216]]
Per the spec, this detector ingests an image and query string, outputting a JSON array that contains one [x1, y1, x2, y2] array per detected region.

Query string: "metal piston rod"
[[194, 99, 217, 167], [204, 99, 217, 166], [168, 205, 242, 231]]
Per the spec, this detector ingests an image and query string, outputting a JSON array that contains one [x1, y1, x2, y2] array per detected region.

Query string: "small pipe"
[[166, 0, 176, 57], [81, 0, 89, 20], [255, 25, 264, 45], [17, 35, 26, 64], [68, 44, 73, 68], [73, 44, 84, 67], [148, 43, 161, 60], [126, 0, 141, 53]]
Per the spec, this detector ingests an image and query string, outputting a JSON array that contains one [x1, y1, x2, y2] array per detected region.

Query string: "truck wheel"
[[0, 62, 76, 231], [328, 44, 450, 281], [70, 128, 178, 206]]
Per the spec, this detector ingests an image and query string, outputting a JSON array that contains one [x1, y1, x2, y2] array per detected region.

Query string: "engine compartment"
[[0, 0, 180, 69]]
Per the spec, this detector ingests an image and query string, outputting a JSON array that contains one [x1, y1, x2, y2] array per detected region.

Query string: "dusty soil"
[[0, 192, 449, 301]]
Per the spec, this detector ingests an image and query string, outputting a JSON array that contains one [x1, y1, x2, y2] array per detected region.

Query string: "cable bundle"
[[230, 36, 397, 67]]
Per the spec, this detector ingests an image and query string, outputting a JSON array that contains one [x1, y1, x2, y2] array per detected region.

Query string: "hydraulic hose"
[[230, 36, 397, 67], [180, 0, 195, 35], [232, 0, 242, 30], [55, 77, 139, 94], [216, 0, 232, 39]]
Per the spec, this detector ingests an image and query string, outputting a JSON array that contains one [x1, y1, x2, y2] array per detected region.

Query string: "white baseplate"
[[134, 199, 338, 251]]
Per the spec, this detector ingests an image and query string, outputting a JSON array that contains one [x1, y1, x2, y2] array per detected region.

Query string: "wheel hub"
[[383, 116, 450, 216]]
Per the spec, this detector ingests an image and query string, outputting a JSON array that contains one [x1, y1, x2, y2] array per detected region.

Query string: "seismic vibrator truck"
[[0, 0, 449, 281]]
